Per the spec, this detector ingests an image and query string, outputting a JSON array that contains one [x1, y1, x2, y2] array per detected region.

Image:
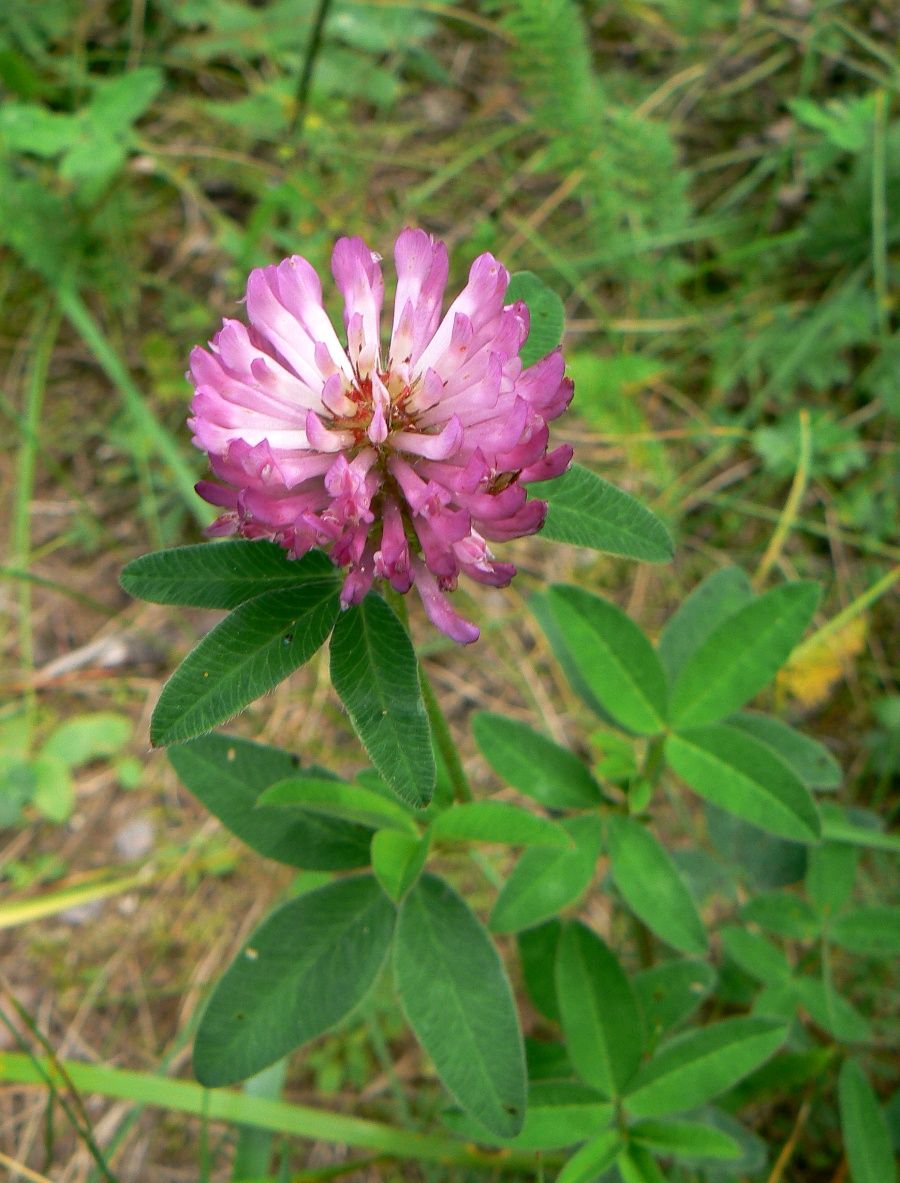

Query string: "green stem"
[[420, 673, 473, 804], [639, 736, 666, 788]]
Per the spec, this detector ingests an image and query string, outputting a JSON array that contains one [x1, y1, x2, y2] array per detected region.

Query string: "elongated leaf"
[[669, 581, 821, 726], [370, 830, 428, 902], [821, 813, 900, 854], [830, 906, 900, 957], [557, 1130, 622, 1183], [658, 567, 754, 685], [530, 590, 610, 720], [740, 891, 820, 940], [540, 465, 674, 562], [666, 724, 821, 842], [729, 711, 842, 790], [618, 1145, 667, 1183], [194, 875, 395, 1085], [259, 777, 417, 834], [630, 1117, 742, 1161], [546, 585, 668, 734], [519, 921, 563, 1022], [720, 926, 791, 986], [623, 1017, 788, 1117], [443, 1081, 613, 1151], [789, 976, 871, 1043], [330, 595, 434, 807], [167, 735, 372, 870], [395, 874, 526, 1138], [472, 712, 603, 808], [507, 270, 564, 366], [839, 1059, 897, 1183], [42, 712, 131, 766], [556, 922, 643, 1097], [607, 815, 707, 955], [706, 802, 807, 888], [490, 815, 601, 934], [121, 542, 336, 608], [633, 959, 716, 1042], [806, 840, 859, 915], [431, 801, 571, 848], [151, 583, 340, 746]]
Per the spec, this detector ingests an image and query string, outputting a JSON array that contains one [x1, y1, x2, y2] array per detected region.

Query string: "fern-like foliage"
[[502, 0, 692, 285]]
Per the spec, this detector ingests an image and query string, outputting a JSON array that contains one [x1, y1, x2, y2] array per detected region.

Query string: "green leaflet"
[[658, 566, 754, 684], [430, 800, 572, 848], [728, 711, 842, 790], [623, 1017, 788, 1118], [121, 541, 337, 608], [194, 875, 395, 1086], [669, 581, 821, 726], [556, 1129, 622, 1183], [629, 1117, 742, 1161], [395, 875, 526, 1138], [607, 815, 707, 955], [259, 776, 418, 834], [472, 711, 603, 808], [633, 959, 717, 1043], [540, 464, 674, 562], [151, 582, 340, 746], [329, 595, 434, 807], [839, 1059, 898, 1183], [507, 270, 565, 366], [555, 922, 643, 1097], [490, 815, 602, 934], [546, 585, 668, 734], [666, 724, 821, 843], [167, 734, 372, 871], [830, 906, 900, 957], [370, 830, 428, 902]]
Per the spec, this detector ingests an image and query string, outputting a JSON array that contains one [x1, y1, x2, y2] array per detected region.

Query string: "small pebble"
[[114, 819, 155, 861], [61, 900, 104, 925]]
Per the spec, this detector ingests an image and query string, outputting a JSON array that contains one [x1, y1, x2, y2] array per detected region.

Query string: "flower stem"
[[420, 672, 473, 804]]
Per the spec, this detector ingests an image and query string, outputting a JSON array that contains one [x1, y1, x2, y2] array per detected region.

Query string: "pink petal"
[[392, 414, 462, 460], [245, 266, 330, 389], [415, 252, 510, 376], [332, 236, 384, 372], [321, 373, 357, 417], [305, 410, 355, 452], [390, 228, 449, 366], [374, 497, 413, 592], [478, 498, 547, 541], [195, 480, 238, 509], [520, 443, 573, 483], [413, 560, 480, 645], [272, 256, 353, 379]]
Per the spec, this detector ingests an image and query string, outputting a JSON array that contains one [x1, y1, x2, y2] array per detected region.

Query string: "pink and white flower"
[[188, 230, 572, 643]]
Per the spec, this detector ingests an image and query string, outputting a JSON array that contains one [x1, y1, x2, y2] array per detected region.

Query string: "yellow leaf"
[[777, 616, 867, 709]]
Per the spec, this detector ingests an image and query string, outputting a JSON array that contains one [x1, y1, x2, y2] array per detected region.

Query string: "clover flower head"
[[188, 229, 573, 643]]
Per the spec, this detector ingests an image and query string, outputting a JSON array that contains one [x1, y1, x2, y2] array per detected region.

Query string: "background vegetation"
[[0, 0, 896, 1179]]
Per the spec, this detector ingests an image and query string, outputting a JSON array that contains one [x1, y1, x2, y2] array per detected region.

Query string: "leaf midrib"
[[671, 594, 810, 723], [671, 732, 819, 837], [627, 1022, 783, 1104], [153, 585, 336, 744], [215, 887, 388, 1063], [404, 886, 518, 1126], [560, 595, 665, 731], [354, 602, 428, 798]]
